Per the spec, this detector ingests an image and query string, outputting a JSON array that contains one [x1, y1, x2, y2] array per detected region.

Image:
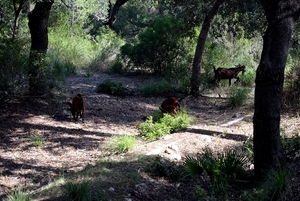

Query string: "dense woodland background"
[[1, 0, 300, 200]]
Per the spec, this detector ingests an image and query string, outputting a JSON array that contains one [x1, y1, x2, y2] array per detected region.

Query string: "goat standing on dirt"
[[160, 97, 184, 115], [65, 94, 85, 122], [212, 64, 246, 86]]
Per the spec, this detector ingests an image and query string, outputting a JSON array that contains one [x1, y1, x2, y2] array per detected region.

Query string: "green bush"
[[0, 38, 29, 99], [139, 79, 174, 97], [226, 86, 251, 107], [137, 111, 192, 140], [281, 133, 300, 161], [63, 181, 92, 201], [240, 67, 256, 87], [120, 15, 194, 77], [136, 116, 171, 140], [96, 79, 132, 96], [184, 147, 249, 194], [139, 78, 190, 97]]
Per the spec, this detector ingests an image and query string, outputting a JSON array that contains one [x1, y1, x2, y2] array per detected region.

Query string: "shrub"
[[137, 111, 192, 140], [120, 15, 194, 76], [226, 86, 251, 107], [281, 133, 300, 161], [0, 38, 29, 99], [136, 116, 171, 140], [96, 79, 132, 96], [184, 147, 249, 194], [240, 67, 256, 87], [256, 167, 291, 201], [63, 181, 92, 201], [139, 79, 175, 97]]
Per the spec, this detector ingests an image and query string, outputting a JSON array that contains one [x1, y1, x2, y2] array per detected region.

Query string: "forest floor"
[[1, 72, 300, 200]]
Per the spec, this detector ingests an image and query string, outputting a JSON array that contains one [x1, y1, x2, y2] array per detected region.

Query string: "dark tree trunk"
[[104, 0, 129, 29], [190, 0, 225, 96], [28, 0, 53, 95], [254, 0, 300, 177]]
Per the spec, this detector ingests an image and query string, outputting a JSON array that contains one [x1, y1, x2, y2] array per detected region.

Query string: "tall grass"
[[106, 135, 136, 154]]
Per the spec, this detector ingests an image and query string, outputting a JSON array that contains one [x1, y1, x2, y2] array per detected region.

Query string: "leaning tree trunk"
[[190, 0, 225, 96], [28, 0, 53, 95], [104, 0, 129, 30], [254, 0, 300, 177]]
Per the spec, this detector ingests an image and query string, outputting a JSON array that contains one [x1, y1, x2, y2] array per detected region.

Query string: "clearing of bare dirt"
[[1, 72, 300, 200]]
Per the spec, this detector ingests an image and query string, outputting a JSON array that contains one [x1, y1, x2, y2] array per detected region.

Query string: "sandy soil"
[[0, 72, 299, 200]]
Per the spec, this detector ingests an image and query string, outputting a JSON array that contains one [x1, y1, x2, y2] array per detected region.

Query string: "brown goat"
[[65, 94, 85, 122], [212, 64, 246, 86], [159, 97, 184, 115]]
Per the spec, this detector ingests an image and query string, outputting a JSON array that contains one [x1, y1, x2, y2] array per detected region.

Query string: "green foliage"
[[136, 116, 171, 140], [137, 111, 192, 140], [28, 133, 46, 147], [0, 38, 29, 99], [120, 15, 194, 77], [6, 188, 31, 201], [240, 67, 256, 87], [281, 133, 300, 161], [139, 79, 175, 97], [139, 78, 190, 97], [110, 60, 126, 74], [96, 79, 132, 96], [184, 147, 249, 194], [62, 179, 112, 201], [184, 155, 204, 176], [283, 62, 300, 109], [63, 181, 92, 201], [202, 35, 260, 88], [226, 86, 251, 107], [107, 135, 136, 154], [249, 167, 291, 201], [88, 28, 125, 73]]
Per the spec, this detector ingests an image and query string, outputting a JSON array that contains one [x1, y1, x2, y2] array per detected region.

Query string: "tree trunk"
[[254, 0, 300, 177], [28, 0, 53, 95], [104, 0, 129, 30], [12, 0, 25, 40], [190, 0, 225, 96]]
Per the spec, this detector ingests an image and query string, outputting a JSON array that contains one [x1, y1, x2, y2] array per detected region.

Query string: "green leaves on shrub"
[[120, 15, 194, 78], [96, 79, 132, 96], [184, 147, 249, 193], [136, 116, 171, 140], [137, 111, 192, 140], [226, 86, 251, 107]]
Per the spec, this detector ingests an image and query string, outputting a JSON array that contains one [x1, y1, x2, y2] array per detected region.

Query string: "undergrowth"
[[136, 110, 192, 140]]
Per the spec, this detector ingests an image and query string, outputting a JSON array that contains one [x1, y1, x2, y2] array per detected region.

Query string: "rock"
[[168, 144, 179, 152], [135, 183, 148, 192], [163, 135, 172, 140], [200, 135, 212, 143], [171, 153, 181, 161]]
